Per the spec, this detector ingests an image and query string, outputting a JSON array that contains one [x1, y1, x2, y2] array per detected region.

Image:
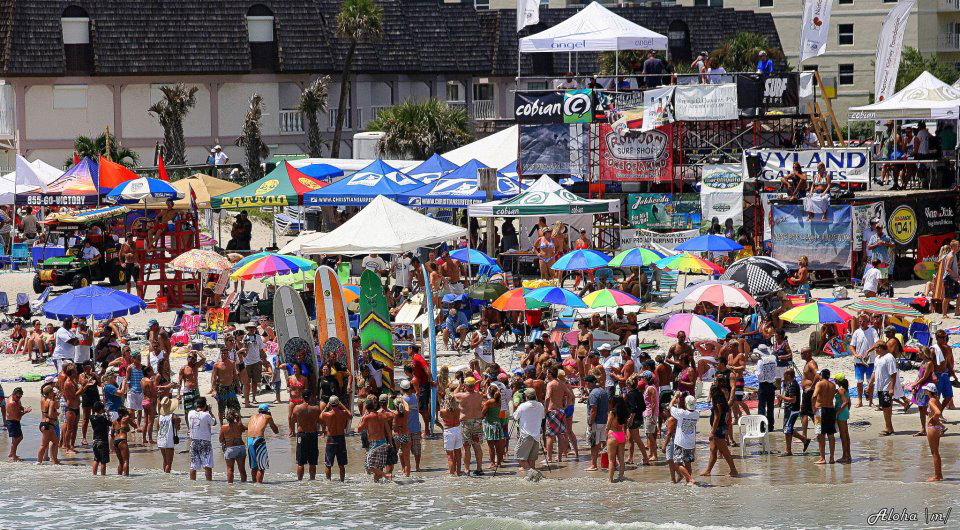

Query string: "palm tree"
[[68, 131, 140, 168], [713, 32, 785, 73], [298, 76, 331, 158], [235, 94, 269, 181], [331, 0, 383, 158], [148, 83, 198, 165], [367, 99, 471, 160]]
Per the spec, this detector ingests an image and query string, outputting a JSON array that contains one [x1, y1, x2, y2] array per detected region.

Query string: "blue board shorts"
[[937, 372, 954, 399], [854, 363, 874, 383], [783, 410, 801, 434]]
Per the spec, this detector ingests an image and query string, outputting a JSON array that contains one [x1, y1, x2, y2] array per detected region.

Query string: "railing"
[[370, 105, 389, 124], [938, 32, 960, 51], [278, 109, 304, 135], [0, 107, 14, 138], [445, 100, 497, 120], [941, 0, 960, 10]]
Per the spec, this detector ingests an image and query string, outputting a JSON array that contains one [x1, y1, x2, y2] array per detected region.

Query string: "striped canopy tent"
[[211, 162, 328, 208]]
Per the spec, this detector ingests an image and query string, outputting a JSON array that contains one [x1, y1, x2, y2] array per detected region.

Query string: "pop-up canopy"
[[302, 159, 423, 206], [519, 2, 667, 53], [849, 71, 960, 120], [469, 174, 618, 217], [400, 159, 522, 208]]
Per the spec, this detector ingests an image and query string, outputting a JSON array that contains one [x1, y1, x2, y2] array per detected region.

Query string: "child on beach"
[[89, 402, 111, 476]]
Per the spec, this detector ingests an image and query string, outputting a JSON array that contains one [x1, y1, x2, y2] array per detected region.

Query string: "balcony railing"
[[942, 0, 960, 11], [939, 32, 960, 51], [278, 109, 304, 135], [446, 100, 497, 120]]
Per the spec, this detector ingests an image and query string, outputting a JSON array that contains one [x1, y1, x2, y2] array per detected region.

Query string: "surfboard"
[[314, 265, 354, 410], [273, 285, 318, 399], [360, 269, 394, 391]]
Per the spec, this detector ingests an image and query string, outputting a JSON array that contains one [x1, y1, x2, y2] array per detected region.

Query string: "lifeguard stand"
[[134, 214, 200, 310]]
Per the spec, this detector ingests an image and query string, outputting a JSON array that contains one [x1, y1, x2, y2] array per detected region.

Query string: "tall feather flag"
[[517, 0, 540, 32], [97, 155, 139, 191], [189, 183, 199, 222], [157, 153, 170, 181]]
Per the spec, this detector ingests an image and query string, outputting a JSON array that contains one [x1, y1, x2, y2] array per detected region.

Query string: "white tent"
[[443, 125, 518, 169], [0, 157, 63, 204], [468, 175, 618, 217], [301, 194, 467, 254], [848, 71, 960, 120], [277, 230, 326, 255], [519, 2, 667, 53]]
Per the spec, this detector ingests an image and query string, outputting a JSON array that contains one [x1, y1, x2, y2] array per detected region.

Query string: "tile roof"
[[0, 1, 781, 77]]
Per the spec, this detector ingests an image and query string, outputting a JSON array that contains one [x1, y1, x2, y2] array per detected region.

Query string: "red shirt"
[[412, 353, 431, 387]]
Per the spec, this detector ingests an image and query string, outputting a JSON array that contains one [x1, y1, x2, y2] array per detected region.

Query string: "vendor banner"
[[628, 194, 672, 229], [621, 228, 699, 251], [853, 202, 885, 247], [674, 84, 738, 121], [598, 123, 673, 182], [743, 148, 870, 183], [641, 86, 674, 132], [737, 73, 799, 116], [772, 204, 852, 270], [519, 124, 572, 175], [514, 92, 563, 124], [799, 0, 834, 62], [700, 164, 744, 235], [917, 198, 958, 235]]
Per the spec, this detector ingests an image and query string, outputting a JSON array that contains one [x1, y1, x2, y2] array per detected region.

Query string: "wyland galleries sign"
[[514, 90, 606, 124], [598, 124, 673, 182], [744, 148, 870, 184]]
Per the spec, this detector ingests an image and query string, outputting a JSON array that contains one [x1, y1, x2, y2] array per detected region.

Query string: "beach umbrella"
[[170, 249, 231, 274], [663, 280, 737, 308], [522, 279, 553, 289], [608, 247, 665, 268], [525, 286, 587, 308], [677, 283, 757, 308], [663, 313, 730, 340], [780, 302, 855, 325], [719, 258, 787, 295], [343, 284, 361, 298], [469, 281, 508, 301], [43, 286, 147, 320], [263, 270, 315, 288], [674, 234, 743, 253], [550, 249, 611, 271], [847, 297, 922, 317], [450, 248, 497, 266], [492, 288, 548, 311], [230, 253, 317, 280], [743, 255, 789, 272], [655, 253, 725, 274], [104, 176, 184, 204], [582, 289, 641, 308], [442, 293, 470, 304]]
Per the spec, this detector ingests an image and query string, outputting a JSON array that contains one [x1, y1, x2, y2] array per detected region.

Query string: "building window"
[[53, 85, 88, 109], [758, 0, 773, 7], [475, 0, 489, 10], [883, 0, 897, 2], [446, 82, 463, 102], [694, 0, 721, 5], [838, 64, 854, 86], [61, 6, 93, 74], [247, 5, 276, 73], [839, 0, 853, 4], [473, 83, 494, 102], [838, 24, 854, 46]]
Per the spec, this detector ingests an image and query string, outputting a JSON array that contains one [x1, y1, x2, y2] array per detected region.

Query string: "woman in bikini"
[[700, 382, 739, 477], [575, 319, 593, 397], [22, 321, 45, 362], [287, 363, 307, 430], [534, 229, 556, 280], [79, 363, 101, 446], [606, 395, 629, 483], [924, 382, 945, 481], [112, 408, 137, 476], [675, 356, 696, 396], [37, 384, 61, 465], [624, 374, 650, 466], [909, 347, 936, 437], [219, 409, 247, 483], [573, 228, 593, 289], [140, 366, 158, 444], [9, 320, 27, 356]]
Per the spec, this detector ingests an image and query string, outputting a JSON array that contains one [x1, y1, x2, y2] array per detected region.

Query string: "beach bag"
[[386, 441, 398, 466]]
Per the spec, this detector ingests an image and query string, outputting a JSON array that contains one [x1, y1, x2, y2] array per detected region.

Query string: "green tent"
[[468, 175, 618, 217], [211, 162, 328, 208]]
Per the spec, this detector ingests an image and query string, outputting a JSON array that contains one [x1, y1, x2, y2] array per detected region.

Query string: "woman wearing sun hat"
[[156, 396, 181, 473]]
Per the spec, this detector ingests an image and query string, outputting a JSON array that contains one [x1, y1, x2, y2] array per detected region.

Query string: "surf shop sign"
[[598, 124, 673, 182], [743, 148, 870, 183]]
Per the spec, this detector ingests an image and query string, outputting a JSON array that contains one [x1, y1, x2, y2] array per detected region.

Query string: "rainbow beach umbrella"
[[582, 289, 641, 308], [655, 253, 724, 274], [608, 247, 665, 268], [492, 288, 548, 311], [550, 249, 611, 271], [525, 286, 587, 308], [780, 302, 855, 325], [663, 313, 729, 340], [230, 253, 317, 280]]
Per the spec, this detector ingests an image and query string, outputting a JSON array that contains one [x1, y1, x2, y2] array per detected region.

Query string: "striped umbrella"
[[655, 253, 725, 274], [582, 289, 641, 308], [525, 286, 587, 308], [678, 283, 757, 308], [230, 253, 317, 280], [780, 302, 855, 325], [847, 297, 921, 317], [492, 288, 548, 311], [550, 249, 611, 271], [608, 247, 665, 268], [663, 313, 730, 340]]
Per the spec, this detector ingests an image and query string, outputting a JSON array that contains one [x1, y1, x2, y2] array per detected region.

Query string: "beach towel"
[[823, 337, 853, 358]]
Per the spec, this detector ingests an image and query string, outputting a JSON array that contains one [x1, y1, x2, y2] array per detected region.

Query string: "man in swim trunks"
[[455, 376, 485, 475], [321, 396, 351, 481], [246, 403, 279, 483], [293, 397, 322, 480], [933, 330, 956, 410], [654, 355, 674, 429], [799, 347, 818, 444], [178, 350, 205, 426], [358, 398, 391, 482], [543, 366, 568, 463], [211, 348, 240, 424], [812, 368, 837, 464], [5, 387, 30, 461]]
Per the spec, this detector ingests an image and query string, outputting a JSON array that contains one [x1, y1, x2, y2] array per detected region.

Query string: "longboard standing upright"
[[359, 270, 394, 392], [314, 265, 354, 413], [273, 285, 318, 399]]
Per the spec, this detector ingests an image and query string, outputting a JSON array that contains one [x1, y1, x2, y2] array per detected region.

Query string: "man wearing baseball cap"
[[599, 344, 621, 399], [512, 388, 544, 475]]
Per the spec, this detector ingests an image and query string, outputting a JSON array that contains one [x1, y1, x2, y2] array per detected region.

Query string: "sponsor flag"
[[799, 0, 833, 62], [157, 153, 170, 181], [73, 152, 80, 165], [874, 0, 916, 102], [97, 155, 140, 191], [517, 0, 540, 32], [189, 183, 199, 221]]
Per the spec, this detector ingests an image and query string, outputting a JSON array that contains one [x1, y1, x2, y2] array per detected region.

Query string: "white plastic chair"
[[738, 415, 769, 457]]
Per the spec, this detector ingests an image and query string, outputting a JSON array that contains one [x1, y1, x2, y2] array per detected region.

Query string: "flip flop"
[[879, 430, 894, 436]]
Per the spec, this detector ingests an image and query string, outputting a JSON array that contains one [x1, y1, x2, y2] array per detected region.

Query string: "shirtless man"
[[668, 332, 694, 369], [61, 364, 82, 455], [455, 377, 485, 475], [440, 251, 464, 295], [211, 348, 239, 424], [543, 367, 568, 463], [811, 368, 837, 464], [654, 355, 674, 429], [147, 320, 172, 381], [321, 396, 351, 481], [5, 388, 31, 461], [618, 349, 636, 392], [179, 351, 206, 427], [357, 398, 391, 482], [246, 404, 279, 483], [933, 330, 957, 410], [524, 369, 546, 403], [293, 398, 323, 480], [149, 199, 178, 248], [799, 348, 819, 445]]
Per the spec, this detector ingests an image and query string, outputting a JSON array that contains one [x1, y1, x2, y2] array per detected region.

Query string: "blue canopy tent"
[[499, 160, 518, 179], [297, 163, 344, 180], [302, 160, 423, 206], [399, 159, 523, 208], [406, 154, 459, 184]]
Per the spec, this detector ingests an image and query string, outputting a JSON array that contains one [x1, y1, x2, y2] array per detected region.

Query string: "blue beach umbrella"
[[525, 286, 587, 308], [450, 248, 497, 266], [674, 234, 743, 253], [44, 286, 147, 320], [550, 249, 610, 271], [105, 176, 184, 204]]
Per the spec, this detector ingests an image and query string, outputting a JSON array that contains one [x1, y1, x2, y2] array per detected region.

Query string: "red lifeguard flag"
[[157, 153, 170, 181], [98, 155, 139, 191]]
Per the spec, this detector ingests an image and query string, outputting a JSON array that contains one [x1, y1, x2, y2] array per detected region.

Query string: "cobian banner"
[[772, 204, 852, 270]]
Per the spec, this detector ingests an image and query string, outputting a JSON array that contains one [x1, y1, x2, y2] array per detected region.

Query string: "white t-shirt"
[[670, 406, 699, 450], [850, 327, 879, 365], [81, 246, 100, 260], [157, 414, 175, 449], [187, 410, 217, 441], [149, 351, 165, 374], [73, 331, 92, 363], [863, 267, 882, 293], [361, 256, 386, 272], [492, 380, 511, 412], [755, 354, 778, 383], [513, 400, 545, 438], [473, 329, 494, 363], [601, 355, 622, 386], [932, 343, 946, 365], [214, 151, 229, 165], [875, 353, 902, 398], [625, 334, 640, 352], [393, 257, 412, 288], [243, 334, 264, 366], [53, 327, 76, 360]]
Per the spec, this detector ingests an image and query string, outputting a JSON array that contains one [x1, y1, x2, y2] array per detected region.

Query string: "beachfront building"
[[671, 0, 958, 122], [0, 1, 780, 171]]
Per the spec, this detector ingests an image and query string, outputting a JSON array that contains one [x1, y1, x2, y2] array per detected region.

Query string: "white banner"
[[874, 0, 916, 103], [641, 86, 675, 132], [517, 0, 540, 32], [799, 0, 834, 62], [744, 148, 871, 183], [621, 228, 698, 251], [673, 84, 738, 121], [700, 164, 744, 235]]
